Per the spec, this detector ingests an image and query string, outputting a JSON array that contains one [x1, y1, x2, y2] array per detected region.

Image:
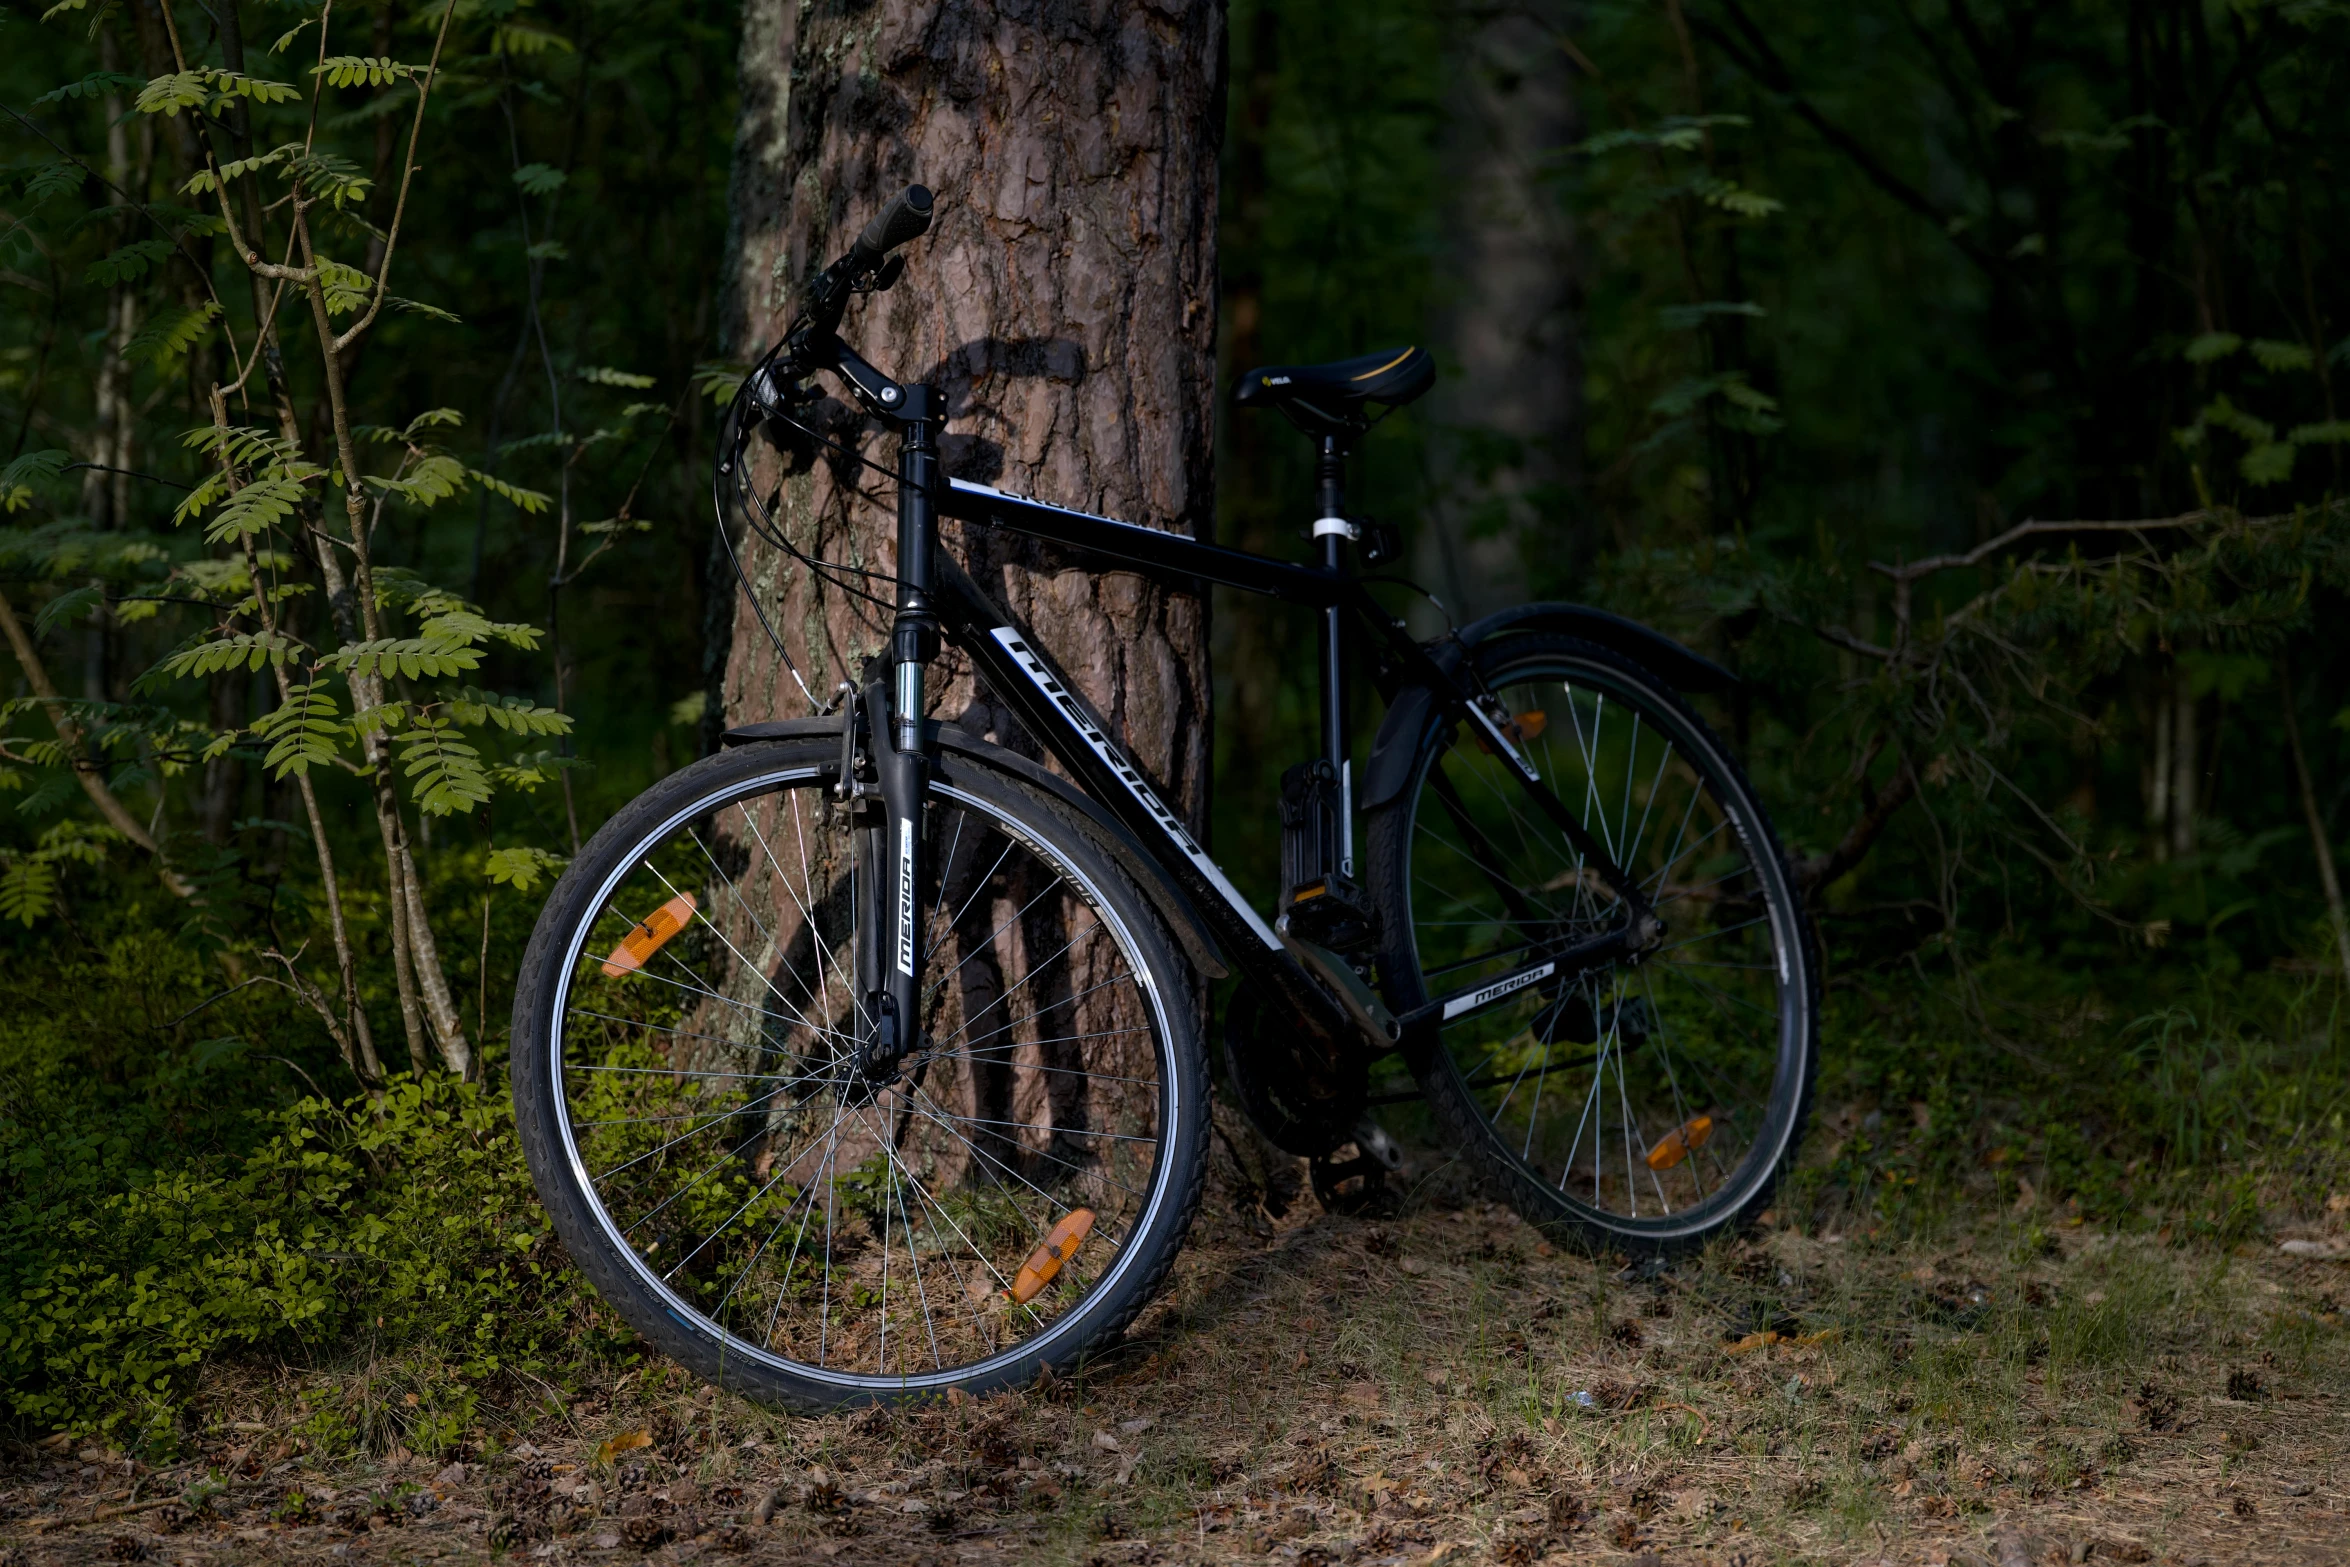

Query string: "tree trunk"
[[721, 0, 1224, 834], [1417, 0, 1582, 624]]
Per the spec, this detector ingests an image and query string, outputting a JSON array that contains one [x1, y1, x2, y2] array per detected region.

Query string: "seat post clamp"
[[1311, 516, 1359, 541]]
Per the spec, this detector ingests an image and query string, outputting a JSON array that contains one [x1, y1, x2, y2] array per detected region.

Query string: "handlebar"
[[793, 183, 935, 347], [850, 184, 933, 270]]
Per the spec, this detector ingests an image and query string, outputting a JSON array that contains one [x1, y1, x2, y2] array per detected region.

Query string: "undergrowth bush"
[[0, 1068, 609, 1447]]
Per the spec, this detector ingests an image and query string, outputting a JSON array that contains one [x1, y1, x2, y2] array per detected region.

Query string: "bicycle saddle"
[[1235, 345, 1435, 437]]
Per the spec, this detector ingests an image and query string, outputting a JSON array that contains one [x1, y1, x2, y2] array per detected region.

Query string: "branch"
[[0, 588, 189, 893], [1796, 758, 1918, 892], [1688, 0, 2005, 278], [1869, 510, 2226, 586], [336, 0, 463, 353]]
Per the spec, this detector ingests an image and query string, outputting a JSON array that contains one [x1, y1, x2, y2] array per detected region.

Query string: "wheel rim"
[[1402, 660, 1806, 1236], [546, 766, 1180, 1388]]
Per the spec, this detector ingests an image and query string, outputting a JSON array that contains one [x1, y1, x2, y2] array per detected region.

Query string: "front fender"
[[721, 716, 1229, 979], [1361, 604, 1733, 812]]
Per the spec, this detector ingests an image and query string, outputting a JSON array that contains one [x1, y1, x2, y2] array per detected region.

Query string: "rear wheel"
[[511, 738, 1206, 1408], [1366, 635, 1818, 1254]]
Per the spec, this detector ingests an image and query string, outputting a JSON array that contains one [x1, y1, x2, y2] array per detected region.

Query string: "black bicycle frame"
[[757, 338, 1655, 1078]]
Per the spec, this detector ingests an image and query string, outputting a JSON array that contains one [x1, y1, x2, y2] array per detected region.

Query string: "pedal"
[[1281, 873, 1378, 953], [1310, 1116, 1403, 1215]]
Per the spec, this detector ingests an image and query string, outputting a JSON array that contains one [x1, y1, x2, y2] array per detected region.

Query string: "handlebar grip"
[[849, 184, 934, 267]]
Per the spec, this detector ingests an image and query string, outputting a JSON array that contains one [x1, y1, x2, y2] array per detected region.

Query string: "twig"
[[335, 0, 463, 353]]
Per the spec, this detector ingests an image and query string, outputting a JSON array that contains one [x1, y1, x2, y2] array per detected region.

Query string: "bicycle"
[[510, 183, 1820, 1409]]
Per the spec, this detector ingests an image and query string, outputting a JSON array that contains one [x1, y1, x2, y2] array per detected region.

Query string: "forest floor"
[[5, 1123, 2347, 1567]]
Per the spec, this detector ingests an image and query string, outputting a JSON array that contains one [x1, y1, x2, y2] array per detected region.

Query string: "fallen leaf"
[[1726, 1331, 1780, 1355], [1118, 1416, 1154, 1435], [2280, 1239, 2348, 1260], [594, 1430, 652, 1465], [1401, 1257, 1429, 1275], [1092, 1430, 1122, 1453]]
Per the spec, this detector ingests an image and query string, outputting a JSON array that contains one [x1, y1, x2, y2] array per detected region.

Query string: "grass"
[[4, 1100, 2344, 1567]]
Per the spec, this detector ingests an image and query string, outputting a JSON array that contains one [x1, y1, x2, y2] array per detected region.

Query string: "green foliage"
[[133, 69, 300, 118], [484, 845, 565, 892], [83, 238, 174, 285], [397, 716, 492, 816], [313, 57, 421, 90], [250, 681, 341, 779], [0, 1071, 589, 1440], [123, 301, 221, 367]]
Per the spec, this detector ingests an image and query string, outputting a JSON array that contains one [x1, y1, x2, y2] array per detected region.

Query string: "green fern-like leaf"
[[493, 20, 575, 54], [183, 145, 290, 198], [448, 688, 573, 736], [578, 366, 656, 389], [34, 586, 104, 637], [251, 680, 345, 778], [485, 845, 566, 892], [158, 631, 301, 679], [323, 636, 482, 681], [387, 296, 463, 324], [0, 858, 58, 926], [512, 163, 566, 196], [0, 449, 69, 500], [313, 56, 420, 88], [399, 719, 492, 815], [2242, 442, 2297, 485], [281, 150, 373, 210], [491, 750, 576, 790], [2250, 339, 2315, 373], [84, 238, 176, 286], [317, 259, 374, 315], [692, 362, 749, 404], [21, 160, 85, 207], [36, 819, 122, 864], [38, 70, 143, 105], [466, 470, 552, 514], [135, 71, 210, 116], [204, 470, 317, 543], [371, 453, 466, 507], [126, 301, 222, 367]]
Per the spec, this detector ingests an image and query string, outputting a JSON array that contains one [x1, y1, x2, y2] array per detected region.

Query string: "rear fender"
[[1361, 603, 1733, 812]]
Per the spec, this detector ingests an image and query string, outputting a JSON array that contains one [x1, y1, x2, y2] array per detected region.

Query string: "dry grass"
[[5, 1116, 2347, 1567]]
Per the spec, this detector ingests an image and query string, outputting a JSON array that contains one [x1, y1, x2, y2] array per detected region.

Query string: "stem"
[[2281, 653, 2350, 985], [211, 386, 381, 1085], [292, 198, 472, 1074], [333, 0, 462, 354]]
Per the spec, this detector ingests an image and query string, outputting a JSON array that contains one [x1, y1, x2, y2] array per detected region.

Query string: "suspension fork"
[[865, 385, 942, 1083]]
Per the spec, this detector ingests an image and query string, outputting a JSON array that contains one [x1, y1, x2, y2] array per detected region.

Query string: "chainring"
[[1220, 982, 1367, 1159]]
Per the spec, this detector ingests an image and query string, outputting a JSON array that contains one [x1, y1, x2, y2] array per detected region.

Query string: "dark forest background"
[[2, 0, 2347, 1443]]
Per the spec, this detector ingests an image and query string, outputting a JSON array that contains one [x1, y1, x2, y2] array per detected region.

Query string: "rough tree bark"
[[1417, 0, 1582, 623], [719, 1, 1224, 835]]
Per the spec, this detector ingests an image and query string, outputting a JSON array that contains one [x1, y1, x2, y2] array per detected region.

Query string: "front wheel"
[[1366, 634, 1819, 1255], [510, 738, 1207, 1408]]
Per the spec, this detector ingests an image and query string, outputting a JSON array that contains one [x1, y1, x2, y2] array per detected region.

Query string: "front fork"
[[860, 386, 942, 1086]]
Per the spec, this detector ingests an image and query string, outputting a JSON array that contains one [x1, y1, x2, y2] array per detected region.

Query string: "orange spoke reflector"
[[1474, 709, 1548, 754], [1005, 1207, 1096, 1305], [601, 892, 699, 977], [1645, 1113, 1715, 1170]]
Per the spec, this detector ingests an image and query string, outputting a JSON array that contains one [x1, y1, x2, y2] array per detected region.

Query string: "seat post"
[[1314, 433, 1351, 873]]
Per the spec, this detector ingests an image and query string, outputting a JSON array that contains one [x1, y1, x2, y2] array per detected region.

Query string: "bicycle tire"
[[1365, 634, 1819, 1255], [511, 737, 1206, 1408]]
